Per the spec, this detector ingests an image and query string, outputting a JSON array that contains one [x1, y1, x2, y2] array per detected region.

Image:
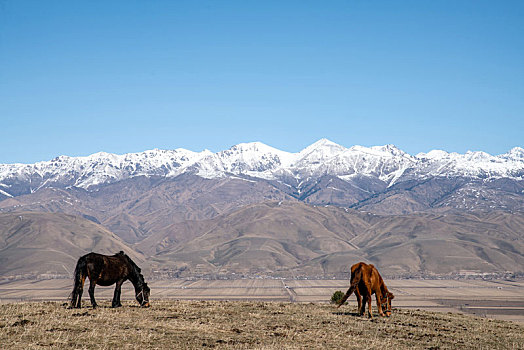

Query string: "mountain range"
[[1, 139, 523, 197], [0, 140, 523, 279]]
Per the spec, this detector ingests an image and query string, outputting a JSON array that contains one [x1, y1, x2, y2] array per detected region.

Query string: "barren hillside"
[[0, 212, 144, 278]]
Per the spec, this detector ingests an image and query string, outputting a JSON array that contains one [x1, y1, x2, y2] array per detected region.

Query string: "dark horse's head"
[[123, 252, 151, 308], [136, 283, 150, 308]]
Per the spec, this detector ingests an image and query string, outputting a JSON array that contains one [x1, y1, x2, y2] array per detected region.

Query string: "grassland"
[[2, 299, 524, 349], [2, 278, 523, 323]]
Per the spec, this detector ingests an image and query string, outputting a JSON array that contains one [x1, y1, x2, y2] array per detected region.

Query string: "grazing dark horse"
[[70, 251, 150, 308], [337, 262, 394, 318]]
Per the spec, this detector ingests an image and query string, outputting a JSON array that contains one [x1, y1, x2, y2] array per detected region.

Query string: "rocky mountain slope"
[[1, 203, 523, 279], [0, 212, 145, 279], [0, 140, 523, 279], [143, 201, 524, 278]]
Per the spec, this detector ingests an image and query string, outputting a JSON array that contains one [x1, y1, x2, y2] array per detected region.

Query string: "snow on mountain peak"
[[464, 150, 493, 161], [224, 141, 291, 158], [302, 138, 344, 152], [211, 141, 296, 178], [416, 150, 450, 160], [297, 139, 346, 163], [504, 147, 524, 161], [413, 147, 524, 179], [0, 140, 523, 194], [369, 144, 410, 158]]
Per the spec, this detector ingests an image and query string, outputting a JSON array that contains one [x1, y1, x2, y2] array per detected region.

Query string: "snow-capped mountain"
[[2, 140, 524, 281], [0, 139, 523, 200]]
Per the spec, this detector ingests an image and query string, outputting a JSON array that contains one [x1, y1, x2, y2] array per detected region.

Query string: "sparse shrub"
[[330, 290, 346, 305]]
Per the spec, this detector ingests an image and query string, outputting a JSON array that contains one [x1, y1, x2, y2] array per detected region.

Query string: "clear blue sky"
[[1, 0, 523, 163]]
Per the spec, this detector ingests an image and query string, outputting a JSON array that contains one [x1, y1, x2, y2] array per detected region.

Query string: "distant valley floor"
[[1, 278, 523, 324]]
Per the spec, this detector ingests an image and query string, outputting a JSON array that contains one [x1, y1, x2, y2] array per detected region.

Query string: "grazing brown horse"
[[337, 262, 394, 318], [70, 251, 150, 308]]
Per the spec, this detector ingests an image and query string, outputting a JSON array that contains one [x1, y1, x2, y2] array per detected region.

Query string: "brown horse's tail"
[[337, 268, 362, 307], [70, 255, 87, 308]]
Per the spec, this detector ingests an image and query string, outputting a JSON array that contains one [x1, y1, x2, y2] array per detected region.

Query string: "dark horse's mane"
[[115, 251, 146, 286]]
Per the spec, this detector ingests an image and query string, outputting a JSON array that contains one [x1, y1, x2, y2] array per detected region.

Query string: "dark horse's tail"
[[337, 267, 362, 307], [70, 255, 88, 308]]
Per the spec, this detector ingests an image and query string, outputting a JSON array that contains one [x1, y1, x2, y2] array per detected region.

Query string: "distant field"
[[1, 278, 523, 324]]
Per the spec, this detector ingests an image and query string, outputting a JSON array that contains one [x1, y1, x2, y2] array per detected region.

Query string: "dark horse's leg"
[[88, 279, 98, 308], [112, 280, 124, 308], [70, 255, 88, 309], [75, 276, 85, 308]]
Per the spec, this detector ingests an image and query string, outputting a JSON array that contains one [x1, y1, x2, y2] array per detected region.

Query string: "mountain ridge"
[[1, 140, 523, 200]]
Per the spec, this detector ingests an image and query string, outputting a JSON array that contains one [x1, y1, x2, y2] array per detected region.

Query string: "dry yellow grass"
[[1, 300, 523, 349], [2, 278, 524, 324]]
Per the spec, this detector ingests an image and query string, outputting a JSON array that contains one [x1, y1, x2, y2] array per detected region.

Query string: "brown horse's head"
[[381, 292, 394, 316], [136, 283, 151, 307]]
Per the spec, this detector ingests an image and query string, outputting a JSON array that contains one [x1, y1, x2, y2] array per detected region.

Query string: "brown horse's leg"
[[338, 267, 363, 309], [360, 294, 367, 316], [355, 289, 362, 315], [88, 279, 98, 308], [112, 280, 124, 308], [376, 292, 385, 317], [367, 291, 373, 318]]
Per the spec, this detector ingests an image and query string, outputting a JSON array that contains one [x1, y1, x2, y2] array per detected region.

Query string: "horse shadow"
[[332, 311, 361, 317], [67, 303, 146, 310]]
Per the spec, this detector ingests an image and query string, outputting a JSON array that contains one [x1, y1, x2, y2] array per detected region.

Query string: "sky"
[[1, 0, 523, 164]]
